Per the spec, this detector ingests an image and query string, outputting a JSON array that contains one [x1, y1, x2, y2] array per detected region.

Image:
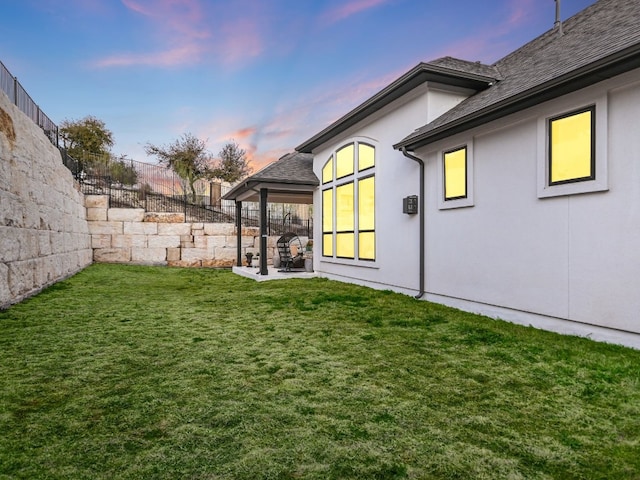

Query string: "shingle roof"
[[250, 151, 317, 185], [395, 0, 640, 150], [427, 57, 502, 81], [222, 152, 318, 201]]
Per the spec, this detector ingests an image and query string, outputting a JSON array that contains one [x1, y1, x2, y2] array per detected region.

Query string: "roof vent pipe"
[[554, 0, 564, 36]]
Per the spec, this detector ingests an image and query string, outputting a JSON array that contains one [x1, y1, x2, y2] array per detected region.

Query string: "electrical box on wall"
[[403, 195, 418, 214]]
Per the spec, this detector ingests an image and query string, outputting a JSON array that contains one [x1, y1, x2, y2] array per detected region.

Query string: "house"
[[225, 0, 640, 348], [292, 0, 640, 348]]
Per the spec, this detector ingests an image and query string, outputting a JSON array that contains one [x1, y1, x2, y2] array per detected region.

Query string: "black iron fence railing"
[[60, 149, 313, 236], [0, 60, 58, 146]]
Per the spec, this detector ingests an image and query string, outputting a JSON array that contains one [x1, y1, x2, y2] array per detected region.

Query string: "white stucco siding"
[[312, 86, 470, 292], [423, 120, 570, 319], [419, 69, 640, 335], [567, 80, 640, 332]]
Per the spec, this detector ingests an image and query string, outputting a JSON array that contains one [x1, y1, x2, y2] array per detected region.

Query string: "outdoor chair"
[[276, 233, 305, 271]]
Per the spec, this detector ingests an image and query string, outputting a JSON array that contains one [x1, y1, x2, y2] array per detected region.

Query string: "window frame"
[[537, 94, 608, 199], [335, 181, 355, 259], [438, 141, 474, 210], [322, 188, 334, 257], [548, 105, 596, 186], [321, 139, 376, 262], [443, 145, 468, 201], [322, 155, 334, 185], [357, 174, 375, 261]]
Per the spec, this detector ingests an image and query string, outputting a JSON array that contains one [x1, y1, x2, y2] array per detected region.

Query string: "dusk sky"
[[1, 0, 596, 170]]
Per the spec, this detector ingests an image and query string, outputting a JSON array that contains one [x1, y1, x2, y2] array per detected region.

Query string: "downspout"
[[401, 147, 425, 299]]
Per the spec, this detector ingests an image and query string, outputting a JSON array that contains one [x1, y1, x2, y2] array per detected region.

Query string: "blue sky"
[[1, 0, 595, 169]]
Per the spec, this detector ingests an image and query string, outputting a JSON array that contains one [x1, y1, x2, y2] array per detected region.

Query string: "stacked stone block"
[[86, 195, 286, 267], [0, 91, 92, 309]]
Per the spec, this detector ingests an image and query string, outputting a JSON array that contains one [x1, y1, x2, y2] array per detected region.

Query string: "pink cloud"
[[94, 43, 205, 68], [218, 18, 265, 66], [249, 147, 291, 171], [505, 0, 536, 29], [121, 0, 209, 39], [223, 127, 258, 142], [322, 0, 390, 25], [428, 0, 539, 63], [93, 0, 210, 68], [94, 0, 266, 69]]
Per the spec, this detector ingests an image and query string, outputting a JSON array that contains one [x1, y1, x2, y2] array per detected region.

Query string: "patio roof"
[[222, 151, 318, 204], [223, 151, 318, 275]]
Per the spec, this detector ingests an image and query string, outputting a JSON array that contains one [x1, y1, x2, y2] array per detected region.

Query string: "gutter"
[[401, 147, 425, 299]]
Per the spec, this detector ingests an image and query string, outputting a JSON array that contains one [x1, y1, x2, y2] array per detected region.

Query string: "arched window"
[[322, 142, 375, 261]]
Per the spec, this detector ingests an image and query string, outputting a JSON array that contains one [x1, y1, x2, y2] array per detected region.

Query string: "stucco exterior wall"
[[416, 69, 640, 339], [311, 84, 471, 293], [0, 92, 92, 309]]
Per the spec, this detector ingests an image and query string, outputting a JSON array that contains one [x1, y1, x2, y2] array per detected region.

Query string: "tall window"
[[549, 106, 595, 185], [321, 142, 375, 261], [443, 146, 467, 200]]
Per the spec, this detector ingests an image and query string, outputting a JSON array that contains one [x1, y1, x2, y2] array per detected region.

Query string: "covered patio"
[[222, 152, 319, 277]]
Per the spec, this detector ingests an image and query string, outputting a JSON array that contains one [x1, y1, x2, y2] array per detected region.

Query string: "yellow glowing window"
[[358, 177, 375, 230], [549, 107, 595, 185], [336, 143, 354, 179], [322, 189, 333, 233], [336, 183, 354, 232], [322, 156, 333, 184], [443, 147, 467, 200], [324, 142, 375, 262], [358, 176, 375, 260], [358, 143, 375, 171], [358, 232, 375, 260], [323, 233, 333, 256], [322, 189, 333, 257], [336, 233, 355, 258]]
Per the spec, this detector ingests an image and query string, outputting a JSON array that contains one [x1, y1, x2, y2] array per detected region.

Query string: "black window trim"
[[548, 105, 596, 186], [443, 145, 468, 201]]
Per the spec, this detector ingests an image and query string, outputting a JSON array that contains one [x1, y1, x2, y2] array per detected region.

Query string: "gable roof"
[[222, 151, 318, 203], [395, 0, 640, 151], [296, 59, 499, 153]]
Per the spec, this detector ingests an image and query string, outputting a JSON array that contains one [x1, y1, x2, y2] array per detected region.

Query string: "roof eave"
[[395, 44, 640, 151], [222, 178, 319, 201], [296, 63, 496, 154]]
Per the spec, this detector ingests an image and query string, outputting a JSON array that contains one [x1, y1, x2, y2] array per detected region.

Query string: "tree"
[[109, 158, 138, 186], [59, 115, 114, 162], [211, 141, 252, 183], [144, 133, 213, 203]]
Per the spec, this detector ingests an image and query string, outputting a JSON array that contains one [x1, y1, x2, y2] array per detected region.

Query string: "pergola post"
[[259, 188, 268, 275], [235, 200, 242, 267]]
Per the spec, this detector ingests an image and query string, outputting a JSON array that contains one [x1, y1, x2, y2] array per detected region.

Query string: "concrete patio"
[[232, 265, 317, 282]]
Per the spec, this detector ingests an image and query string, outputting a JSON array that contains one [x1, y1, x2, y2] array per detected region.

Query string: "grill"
[[276, 233, 305, 271]]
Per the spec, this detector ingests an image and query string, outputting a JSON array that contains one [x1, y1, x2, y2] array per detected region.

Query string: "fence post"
[[13, 76, 18, 105]]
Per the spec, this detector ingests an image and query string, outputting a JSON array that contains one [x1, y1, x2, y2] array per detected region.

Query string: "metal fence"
[[0, 60, 58, 146], [61, 150, 313, 236]]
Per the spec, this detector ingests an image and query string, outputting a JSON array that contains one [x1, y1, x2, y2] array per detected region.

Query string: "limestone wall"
[[86, 195, 304, 267], [0, 92, 92, 309]]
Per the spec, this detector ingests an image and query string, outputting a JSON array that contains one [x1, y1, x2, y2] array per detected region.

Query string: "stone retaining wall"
[[86, 195, 304, 267], [0, 91, 92, 309]]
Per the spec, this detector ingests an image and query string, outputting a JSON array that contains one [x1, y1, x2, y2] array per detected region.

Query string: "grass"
[[1, 264, 639, 479]]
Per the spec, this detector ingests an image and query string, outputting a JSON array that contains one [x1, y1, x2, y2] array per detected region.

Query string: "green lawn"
[[1, 264, 639, 479]]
